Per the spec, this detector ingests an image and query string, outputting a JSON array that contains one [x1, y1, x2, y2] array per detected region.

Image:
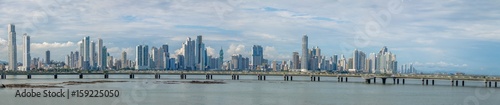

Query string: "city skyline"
[[0, 0, 499, 75]]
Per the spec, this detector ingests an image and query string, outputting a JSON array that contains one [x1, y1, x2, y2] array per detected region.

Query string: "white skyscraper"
[[22, 33, 30, 71], [97, 38, 103, 70], [90, 41, 96, 70], [301, 35, 308, 72], [8, 24, 17, 71]]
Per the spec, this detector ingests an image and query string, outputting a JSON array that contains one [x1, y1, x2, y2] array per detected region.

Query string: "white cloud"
[[206, 46, 215, 57], [31, 41, 75, 49], [263, 46, 290, 61], [0, 38, 6, 46], [412, 38, 435, 45], [226, 44, 246, 56]]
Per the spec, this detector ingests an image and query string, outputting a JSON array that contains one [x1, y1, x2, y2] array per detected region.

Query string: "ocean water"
[[0, 75, 499, 105]]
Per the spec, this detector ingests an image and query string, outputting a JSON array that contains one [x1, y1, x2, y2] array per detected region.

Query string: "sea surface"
[[0, 75, 499, 105]]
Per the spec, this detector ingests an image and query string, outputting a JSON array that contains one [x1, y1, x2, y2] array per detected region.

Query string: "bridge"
[[1, 70, 499, 88]]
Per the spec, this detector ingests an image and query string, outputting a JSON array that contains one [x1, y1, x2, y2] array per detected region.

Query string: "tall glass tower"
[[301, 35, 308, 72], [8, 24, 17, 70]]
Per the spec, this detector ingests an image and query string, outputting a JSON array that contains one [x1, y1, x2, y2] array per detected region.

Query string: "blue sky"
[[0, 0, 499, 75]]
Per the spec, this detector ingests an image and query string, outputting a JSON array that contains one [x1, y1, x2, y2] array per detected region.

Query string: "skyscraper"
[[183, 37, 195, 70], [90, 41, 96, 69], [195, 35, 203, 70], [22, 33, 30, 71], [82, 36, 90, 70], [121, 51, 127, 69], [97, 38, 103, 70], [135, 45, 149, 70], [45, 50, 50, 65], [292, 52, 299, 70], [252, 45, 263, 70], [219, 47, 224, 70], [301, 35, 308, 72], [8, 24, 17, 71], [102, 46, 107, 70]]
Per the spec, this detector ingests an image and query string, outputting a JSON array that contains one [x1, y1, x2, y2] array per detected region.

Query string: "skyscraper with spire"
[[7, 24, 17, 71]]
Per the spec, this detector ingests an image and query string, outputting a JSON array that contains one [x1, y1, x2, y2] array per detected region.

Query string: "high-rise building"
[[97, 38, 104, 70], [90, 41, 96, 69], [183, 37, 195, 70], [195, 35, 202, 69], [121, 51, 127, 69], [161, 44, 169, 70], [135, 45, 149, 70], [7, 24, 17, 71], [22, 33, 30, 71], [102, 46, 107, 70], [292, 52, 299, 70], [301, 35, 308, 72], [219, 47, 224, 70], [375, 46, 397, 74], [45, 50, 50, 65], [82, 36, 90, 70], [252, 45, 263, 70]]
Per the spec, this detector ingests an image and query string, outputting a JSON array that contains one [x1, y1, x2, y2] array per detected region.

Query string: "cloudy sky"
[[0, 0, 499, 75]]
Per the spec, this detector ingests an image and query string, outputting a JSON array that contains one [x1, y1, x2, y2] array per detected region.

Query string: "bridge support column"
[[365, 79, 371, 84], [462, 80, 464, 87], [456, 80, 459, 86], [284, 75, 288, 81], [290, 76, 293, 81], [211, 75, 213, 79], [317, 76, 320, 81], [489, 81, 492, 87], [374, 77, 376, 84], [54, 74, 57, 79], [206, 74, 212, 80], [422, 79, 425, 85], [155, 74, 160, 79], [432, 80, 434, 85], [27, 74, 31, 79], [258, 75, 261, 80], [452, 80, 455, 86], [340, 77, 344, 82], [264, 75, 266, 80], [381, 78, 387, 85], [181, 74, 186, 79], [397, 79, 400, 84], [79, 73, 83, 79], [393, 78, 396, 84], [105, 74, 109, 79], [1, 74, 5, 79], [130, 74, 135, 79], [345, 77, 348, 82], [495, 82, 497, 88], [237, 75, 239, 80], [402, 79, 405, 85], [485, 81, 488, 87], [426, 79, 429, 85]]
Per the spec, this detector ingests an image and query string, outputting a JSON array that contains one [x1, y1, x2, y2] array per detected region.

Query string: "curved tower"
[[301, 35, 308, 72]]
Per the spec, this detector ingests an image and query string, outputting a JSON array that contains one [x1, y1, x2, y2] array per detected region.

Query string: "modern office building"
[[135, 45, 149, 70], [7, 24, 17, 71], [45, 50, 51, 65], [292, 52, 299, 70], [183, 37, 195, 70], [301, 35, 308, 72], [97, 38, 104, 70], [252, 45, 263, 70]]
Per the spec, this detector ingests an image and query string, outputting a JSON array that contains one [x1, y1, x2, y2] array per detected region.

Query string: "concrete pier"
[[104, 74, 109, 79], [455, 80, 459, 86], [27, 74, 31, 79], [426, 79, 429, 85], [462, 80, 464, 87], [402, 79, 405, 85], [1, 74, 5, 79], [397, 79, 400, 84], [365, 79, 371, 84], [374, 77, 376, 84], [382, 78, 387, 85], [345, 77, 348, 82], [432, 80, 435, 85], [79, 73, 83, 79], [130, 74, 135, 79], [54, 74, 57, 79]]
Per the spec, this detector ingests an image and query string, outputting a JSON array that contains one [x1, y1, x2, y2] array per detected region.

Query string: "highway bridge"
[[1, 70, 499, 88]]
